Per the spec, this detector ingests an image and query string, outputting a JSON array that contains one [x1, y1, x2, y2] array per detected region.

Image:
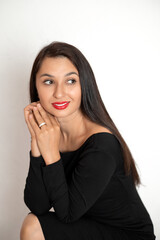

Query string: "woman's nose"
[[53, 84, 65, 98]]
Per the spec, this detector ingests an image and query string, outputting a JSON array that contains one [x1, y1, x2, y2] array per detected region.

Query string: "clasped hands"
[[24, 102, 61, 165]]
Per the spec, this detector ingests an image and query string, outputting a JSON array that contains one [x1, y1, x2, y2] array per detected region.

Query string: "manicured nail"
[[37, 103, 41, 108]]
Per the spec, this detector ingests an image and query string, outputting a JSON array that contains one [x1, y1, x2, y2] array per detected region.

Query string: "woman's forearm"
[[24, 151, 51, 215]]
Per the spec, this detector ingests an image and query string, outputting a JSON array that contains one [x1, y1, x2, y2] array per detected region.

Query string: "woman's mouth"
[[52, 101, 70, 110]]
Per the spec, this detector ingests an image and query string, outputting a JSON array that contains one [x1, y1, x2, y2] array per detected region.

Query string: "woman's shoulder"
[[83, 125, 121, 153], [88, 125, 113, 136], [60, 125, 120, 154]]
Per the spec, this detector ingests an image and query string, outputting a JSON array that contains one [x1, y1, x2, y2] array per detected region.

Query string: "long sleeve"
[[24, 151, 52, 215], [23, 133, 156, 239], [42, 148, 116, 223]]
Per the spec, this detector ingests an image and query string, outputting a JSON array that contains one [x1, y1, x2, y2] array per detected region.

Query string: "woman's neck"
[[57, 109, 89, 145]]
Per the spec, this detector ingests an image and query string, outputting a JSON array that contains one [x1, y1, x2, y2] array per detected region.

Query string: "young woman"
[[20, 42, 156, 240]]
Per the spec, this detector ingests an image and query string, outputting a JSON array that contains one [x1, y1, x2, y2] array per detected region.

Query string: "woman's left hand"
[[28, 103, 61, 165]]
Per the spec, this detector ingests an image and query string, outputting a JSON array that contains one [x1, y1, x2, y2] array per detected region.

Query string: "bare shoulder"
[[87, 123, 113, 136], [59, 122, 113, 152], [74, 125, 113, 152]]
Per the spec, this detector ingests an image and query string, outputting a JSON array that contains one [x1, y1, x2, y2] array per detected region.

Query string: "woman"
[[20, 42, 156, 240]]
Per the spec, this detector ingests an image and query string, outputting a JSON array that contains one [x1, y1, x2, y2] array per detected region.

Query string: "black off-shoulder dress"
[[24, 132, 156, 240]]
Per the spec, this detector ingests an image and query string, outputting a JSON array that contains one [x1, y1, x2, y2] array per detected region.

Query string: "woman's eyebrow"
[[65, 72, 79, 77], [40, 72, 79, 78], [40, 73, 54, 78]]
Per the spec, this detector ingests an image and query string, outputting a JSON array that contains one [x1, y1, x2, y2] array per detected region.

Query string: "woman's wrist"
[[31, 138, 41, 157], [44, 152, 61, 165]]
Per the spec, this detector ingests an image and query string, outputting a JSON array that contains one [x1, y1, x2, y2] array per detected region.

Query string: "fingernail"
[[37, 103, 41, 108]]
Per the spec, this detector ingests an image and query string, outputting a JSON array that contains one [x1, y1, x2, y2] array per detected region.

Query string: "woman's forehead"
[[36, 57, 79, 78]]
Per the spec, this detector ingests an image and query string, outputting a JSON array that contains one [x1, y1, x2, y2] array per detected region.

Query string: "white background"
[[0, 0, 159, 239]]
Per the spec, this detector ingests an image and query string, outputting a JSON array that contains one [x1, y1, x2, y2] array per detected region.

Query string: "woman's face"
[[36, 57, 82, 119]]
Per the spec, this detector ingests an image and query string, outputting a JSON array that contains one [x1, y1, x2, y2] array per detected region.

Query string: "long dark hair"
[[29, 41, 140, 185]]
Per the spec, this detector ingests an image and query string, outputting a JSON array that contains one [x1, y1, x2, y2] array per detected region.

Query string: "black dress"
[[24, 132, 156, 240]]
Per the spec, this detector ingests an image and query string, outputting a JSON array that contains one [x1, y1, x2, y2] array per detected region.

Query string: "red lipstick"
[[52, 101, 70, 110]]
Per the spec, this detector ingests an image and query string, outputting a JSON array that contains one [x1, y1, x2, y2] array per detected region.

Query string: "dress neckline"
[[60, 132, 114, 154]]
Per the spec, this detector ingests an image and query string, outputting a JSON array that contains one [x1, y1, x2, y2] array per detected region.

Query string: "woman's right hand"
[[24, 102, 41, 157]]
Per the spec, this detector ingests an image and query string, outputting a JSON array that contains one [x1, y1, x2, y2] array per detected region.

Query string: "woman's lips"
[[52, 101, 70, 110]]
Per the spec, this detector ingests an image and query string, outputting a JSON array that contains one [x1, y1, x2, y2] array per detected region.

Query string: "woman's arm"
[[34, 149, 116, 223], [24, 103, 116, 221], [23, 102, 61, 214], [24, 151, 52, 215]]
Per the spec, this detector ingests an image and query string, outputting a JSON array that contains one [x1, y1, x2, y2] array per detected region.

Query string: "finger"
[[32, 106, 47, 128], [36, 103, 52, 127], [24, 106, 35, 123], [28, 113, 40, 134], [24, 103, 42, 134], [25, 110, 36, 137], [24, 103, 39, 121], [47, 113, 60, 127], [24, 107, 34, 129]]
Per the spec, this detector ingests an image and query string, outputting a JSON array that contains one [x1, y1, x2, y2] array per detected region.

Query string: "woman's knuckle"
[[39, 129, 47, 136], [49, 127, 54, 133], [38, 133, 43, 139], [44, 129, 48, 135], [55, 125, 60, 131]]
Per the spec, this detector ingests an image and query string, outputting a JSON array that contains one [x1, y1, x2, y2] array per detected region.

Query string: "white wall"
[[0, 0, 159, 239]]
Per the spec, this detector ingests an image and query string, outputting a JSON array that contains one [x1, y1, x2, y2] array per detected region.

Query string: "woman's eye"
[[67, 79, 76, 84], [44, 80, 53, 85], [43, 79, 76, 85]]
